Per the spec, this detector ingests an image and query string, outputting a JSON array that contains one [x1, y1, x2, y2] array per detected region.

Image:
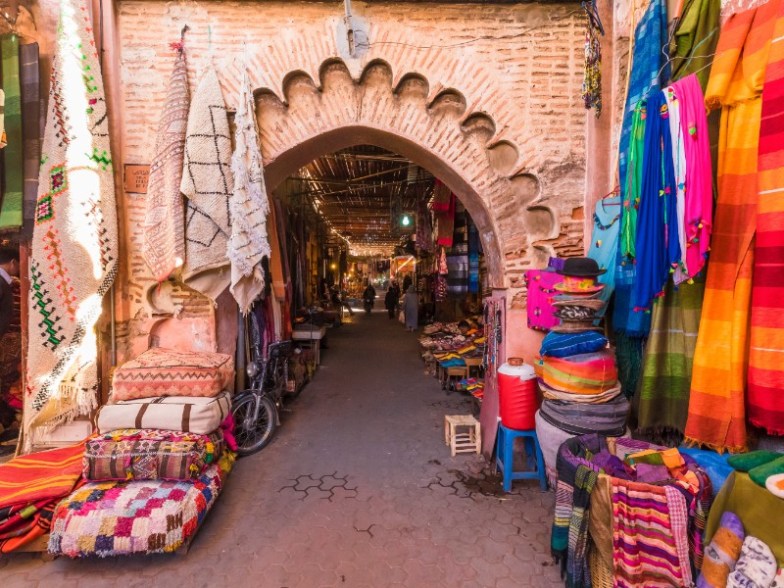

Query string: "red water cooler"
[[497, 357, 538, 430]]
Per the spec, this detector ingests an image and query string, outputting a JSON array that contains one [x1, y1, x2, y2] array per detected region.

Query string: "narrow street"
[[2, 310, 561, 587]]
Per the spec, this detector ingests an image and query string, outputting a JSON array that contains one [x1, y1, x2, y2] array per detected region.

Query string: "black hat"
[[556, 257, 606, 277]]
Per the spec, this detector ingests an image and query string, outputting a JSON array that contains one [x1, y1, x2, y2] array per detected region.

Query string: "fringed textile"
[[229, 68, 271, 315], [142, 40, 189, 283], [686, 3, 778, 452], [637, 278, 704, 440], [748, 0, 784, 436], [180, 64, 232, 301], [611, 479, 693, 587], [581, 4, 602, 116], [24, 0, 118, 450], [671, 0, 722, 91], [0, 35, 22, 229]]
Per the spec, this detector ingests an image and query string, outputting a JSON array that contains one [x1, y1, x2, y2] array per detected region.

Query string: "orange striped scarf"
[[749, 0, 784, 435], [686, 2, 779, 452]]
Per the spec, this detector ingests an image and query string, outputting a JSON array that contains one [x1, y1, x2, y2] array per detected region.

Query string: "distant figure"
[[403, 285, 418, 331], [362, 283, 376, 314], [402, 274, 412, 293], [331, 286, 353, 316], [385, 281, 400, 319]]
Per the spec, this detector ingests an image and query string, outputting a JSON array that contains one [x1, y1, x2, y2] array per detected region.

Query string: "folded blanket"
[[542, 350, 618, 394], [0, 442, 85, 552], [727, 450, 782, 473], [749, 456, 784, 487], [540, 331, 608, 358], [539, 394, 629, 436], [84, 428, 224, 481]]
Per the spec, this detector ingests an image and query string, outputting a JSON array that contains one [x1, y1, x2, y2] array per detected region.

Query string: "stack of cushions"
[[48, 347, 236, 557]]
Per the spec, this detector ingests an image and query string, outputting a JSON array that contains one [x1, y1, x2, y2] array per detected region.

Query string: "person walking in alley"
[[362, 282, 376, 314], [403, 285, 418, 331], [385, 281, 400, 319]]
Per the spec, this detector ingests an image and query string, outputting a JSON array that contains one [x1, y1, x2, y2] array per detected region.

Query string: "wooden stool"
[[463, 357, 483, 377], [443, 365, 469, 390], [444, 414, 481, 456]]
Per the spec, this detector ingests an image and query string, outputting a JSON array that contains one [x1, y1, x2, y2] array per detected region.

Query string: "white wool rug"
[[141, 41, 189, 283], [229, 68, 271, 314], [24, 0, 118, 450], [180, 64, 232, 301]]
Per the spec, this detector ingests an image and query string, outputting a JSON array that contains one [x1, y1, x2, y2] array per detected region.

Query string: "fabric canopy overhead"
[[24, 0, 118, 450]]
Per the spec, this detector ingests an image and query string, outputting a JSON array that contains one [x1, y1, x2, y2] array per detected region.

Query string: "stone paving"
[[1, 309, 562, 588]]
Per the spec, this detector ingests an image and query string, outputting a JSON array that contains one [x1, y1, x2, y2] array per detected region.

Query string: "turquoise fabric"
[[587, 195, 621, 315]]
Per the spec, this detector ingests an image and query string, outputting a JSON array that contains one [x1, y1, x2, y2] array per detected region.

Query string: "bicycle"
[[232, 339, 293, 456]]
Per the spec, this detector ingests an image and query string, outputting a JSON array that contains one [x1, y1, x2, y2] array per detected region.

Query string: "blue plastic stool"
[[495, 423, 548, 492]]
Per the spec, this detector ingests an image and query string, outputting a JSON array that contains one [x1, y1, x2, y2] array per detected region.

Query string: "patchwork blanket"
[[111, 347, 234, 401], [0, 442, 85, 552], [49, 461, 228, 557], [24, 0, 118, 449], [83, 428, 224, 481]]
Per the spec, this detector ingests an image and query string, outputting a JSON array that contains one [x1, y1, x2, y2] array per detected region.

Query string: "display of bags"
[[96, 391, 231, 435]]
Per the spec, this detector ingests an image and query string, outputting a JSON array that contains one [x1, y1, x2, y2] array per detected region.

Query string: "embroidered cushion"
[[111, 347, 234, 401]]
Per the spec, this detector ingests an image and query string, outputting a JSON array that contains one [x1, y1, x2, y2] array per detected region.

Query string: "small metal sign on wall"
[[124, 164, 150, 194]]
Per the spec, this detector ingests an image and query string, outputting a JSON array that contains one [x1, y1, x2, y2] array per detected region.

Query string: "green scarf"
[[621, 102, 645, 259], [671, 0, 721, 91], [0, 34, 23, 230]]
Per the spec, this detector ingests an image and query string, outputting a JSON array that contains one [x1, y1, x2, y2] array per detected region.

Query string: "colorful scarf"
[[181, 64, 232, 301], [664, 86, 688, 283], [675, 74, 714, 280], [551, 434, 604, 588], [434, 193, 455, 247], [686, 3, 778, 452], [24, 0, 118, 450], [229, 67, 272, 315], [637, 278, 704, 440], [142, 39, 189, 283], [632, 90, 680, 313], [748, 0, 784, 436], [611, 479, 693, 587], [20, 43, 41, 239], [670, 0, 721, 90], [0, 34, 22, 230]]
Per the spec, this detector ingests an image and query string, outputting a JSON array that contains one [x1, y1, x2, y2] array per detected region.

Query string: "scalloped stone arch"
[[252, 58, 557, 289]]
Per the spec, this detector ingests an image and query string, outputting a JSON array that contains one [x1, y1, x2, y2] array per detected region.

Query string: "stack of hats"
[[534, 258, 630, 482]]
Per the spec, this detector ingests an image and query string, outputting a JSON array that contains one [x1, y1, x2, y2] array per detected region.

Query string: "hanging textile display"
[[636, 278, 705, 440], [664, 85, 689, 284], [416, 197, 432, 253], [142, 34, 189, 283], [587, 195, 620, 313], [229, 67, 272, 315], [670, 0, 722, 90], [20, 43, 41, 237], [686, 3, 778, 452], [632, 90, 680, 313], [180, 64, 232, 301], [24, 0, 118, 449], [748, 0, 784, 436], [525, 270, 561, 332], [0, 34, 23, 229], [434, 193, 456, 248], [468, 217, 480, 293]]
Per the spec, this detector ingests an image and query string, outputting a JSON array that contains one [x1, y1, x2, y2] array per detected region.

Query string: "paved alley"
[[1, 310, 562, 588]]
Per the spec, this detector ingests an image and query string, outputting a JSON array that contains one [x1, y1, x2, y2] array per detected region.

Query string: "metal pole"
[[344, 0, 355, 57]]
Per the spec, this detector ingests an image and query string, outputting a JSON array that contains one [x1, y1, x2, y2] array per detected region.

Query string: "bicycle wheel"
[[232, 395, 278, 456]]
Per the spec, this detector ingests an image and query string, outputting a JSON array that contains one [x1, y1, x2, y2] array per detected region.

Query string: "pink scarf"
[[672, 74, 713, 279]]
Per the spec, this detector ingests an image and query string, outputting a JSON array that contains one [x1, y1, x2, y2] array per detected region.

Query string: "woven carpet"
[[181, 63, 232, 302], [229, 67, 271, 314], [748, 0, 784, 435], [686, 4, 778, 452], [142, 40, 189, 283], [0, 34, 23, 230], [49, 460, 228, 557], [23, 0, 118, 450]]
